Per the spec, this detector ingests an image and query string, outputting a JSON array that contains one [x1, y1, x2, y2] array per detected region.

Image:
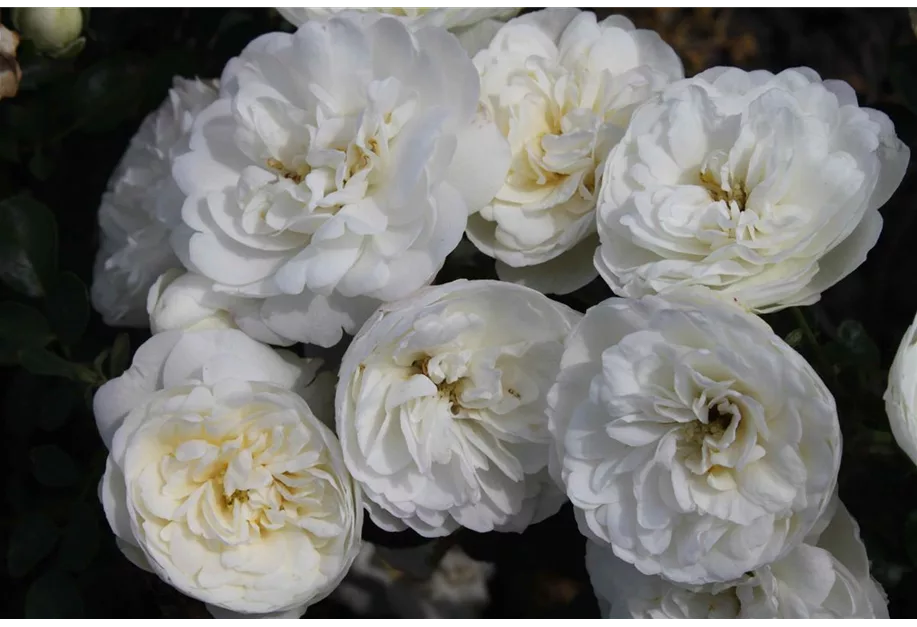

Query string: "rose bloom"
[[586, 496, 888, 618], [276, 7, 519, 31], [95, 329, 360, 617], [92, 77, 217, 327], [147, 269, 377, 348], [336, 279, 579, 536], [467, 9, 683, 295], [595, 67, 909, 313], [884, 308, 917, 467], [548, 288, 841, 584], [171, 14, 509, 338], [275, 8, 521, 58]]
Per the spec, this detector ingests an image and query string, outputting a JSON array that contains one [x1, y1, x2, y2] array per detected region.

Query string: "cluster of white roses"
[[90, 7, 913, 619]]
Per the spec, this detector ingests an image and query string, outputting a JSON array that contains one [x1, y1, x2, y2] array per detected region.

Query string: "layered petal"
[[336, 279, 580, 535], [549, 288, 841, 583], [586, 497, 887, 618], [95, 328, 361, 616], [92, 77, 218, 326], [595, 67, 909, 312], [172, 14, 510, 314], [467, 9, 683, 294]]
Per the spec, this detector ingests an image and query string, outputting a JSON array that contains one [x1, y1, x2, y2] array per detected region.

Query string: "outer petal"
[[495, 234, 600, 295], [886, 311, 917, 466], [91, 77, 219, 327], [93, 331, 182, 449], [446, 116, 511, 214]]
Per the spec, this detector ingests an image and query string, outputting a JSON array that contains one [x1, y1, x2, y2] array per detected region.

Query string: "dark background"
[[1, 7, 916, 618]]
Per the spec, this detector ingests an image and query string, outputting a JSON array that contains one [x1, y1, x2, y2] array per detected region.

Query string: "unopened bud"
[[12, 7, 84, 57]]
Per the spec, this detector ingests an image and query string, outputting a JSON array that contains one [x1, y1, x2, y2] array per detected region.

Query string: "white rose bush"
[[5, 5, 917, 620]]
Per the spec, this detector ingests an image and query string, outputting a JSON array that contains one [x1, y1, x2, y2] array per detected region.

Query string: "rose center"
[[266, 157, 310, 184], [685, 403, 734, 445], [699, 168, 747, 211], [413, 355, 466, 415]]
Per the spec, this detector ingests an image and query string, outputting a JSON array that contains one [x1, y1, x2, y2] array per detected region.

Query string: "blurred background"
[[1, 7, 916, 618]]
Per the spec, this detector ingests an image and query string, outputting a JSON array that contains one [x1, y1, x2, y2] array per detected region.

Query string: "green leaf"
[[28, 143, 60, 181], [0, 194, 58, 298], [6, 474, 29, 513], [7, 512, 59, 578], [56, 503, 100, 573], [0, 339, 19, 365], [38, 382, 79, 432], [0, 339, 18, 365], [20, 347, 96, 382], [0, 134, 19, 163], [71, 58, 144, 133], [3, 371, 44, 439], [0, 101, 45, 142], [45, 272, 89, 346], [0, 301, 52, 349], [25, 571, 84, 618], [16, 40, 76, 91], [30, 444, 80, 488], [109, 332, 131, 378], [906, 510, 917, 568]]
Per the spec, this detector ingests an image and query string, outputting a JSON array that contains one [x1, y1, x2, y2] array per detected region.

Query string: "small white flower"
[[94, 328, 359, 617], [147, 269, 378, 348], [337, 279, 579, 536], [885, 309, 917, 467], [587, 496, 888, 618], [91, 77, 218, 327], [171, 14, 510, 327], [595, 67, 909, 312], [548, 287, 841, 584], [466, 9, 683, 295]]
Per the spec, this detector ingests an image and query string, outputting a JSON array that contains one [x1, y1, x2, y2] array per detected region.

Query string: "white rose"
[[276, 7, 519, 31], [147, 269, 378, 348], [466, 9, 683, 295], [548, 287, 841, 584], [171, 15, 510, 329], [586, 496, 888, 618], [276, 8, 520, 58], [885, 309, 917, 466], [595, 67, 910, 313], [336, 279, 579, 536], [94, 328, 360, 617], [92, 77, 218, 327]]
